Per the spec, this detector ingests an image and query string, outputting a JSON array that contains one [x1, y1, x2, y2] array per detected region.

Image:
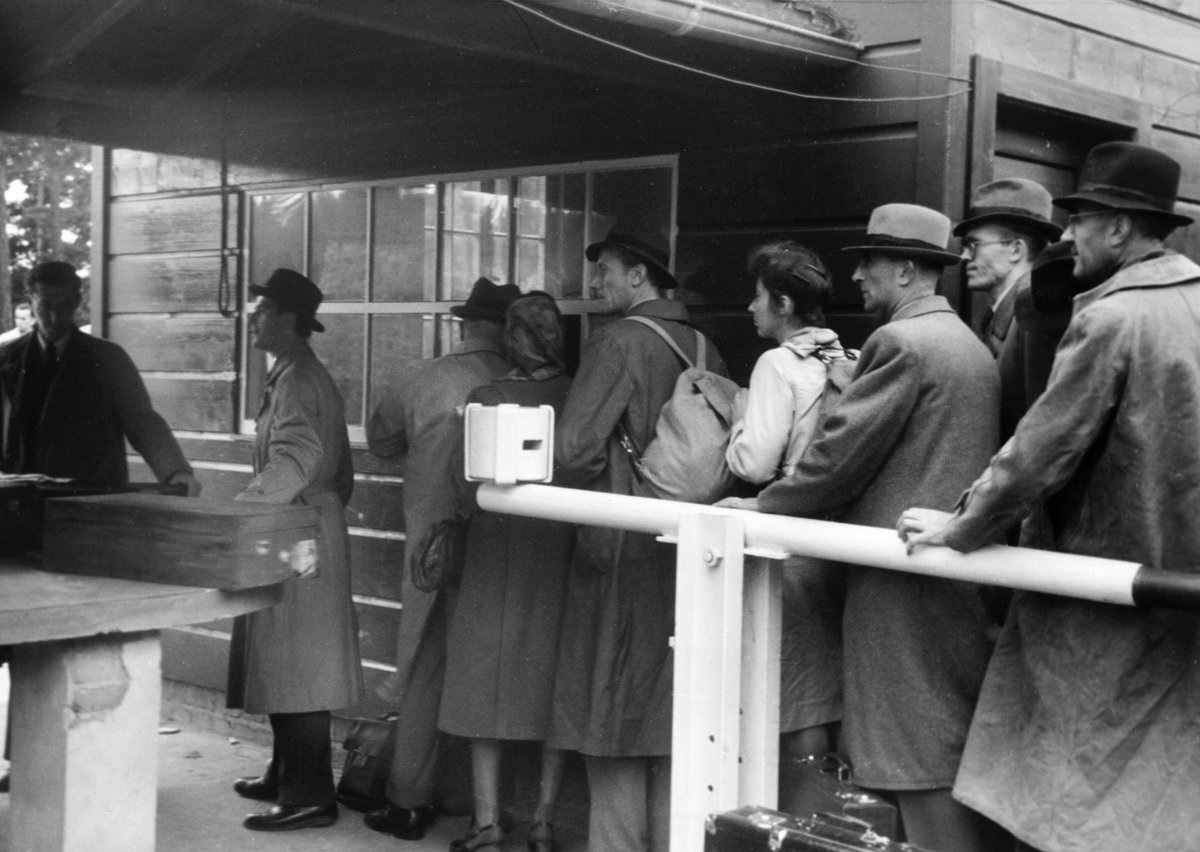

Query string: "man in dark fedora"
[[550, 232, 727, 852], [230, 268, 362, 831], [954, 178, 1063, 359], [900, 143, 1200, 852], [364, 276, 519, 840], [724, 205, 1005, 851]]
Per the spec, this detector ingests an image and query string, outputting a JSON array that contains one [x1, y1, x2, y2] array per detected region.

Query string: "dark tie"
[[43, 341, 58, 384]]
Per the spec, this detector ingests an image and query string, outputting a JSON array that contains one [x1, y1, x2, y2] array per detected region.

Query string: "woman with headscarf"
[[720, 241, 850, 816], [439, 291, 574, 852]]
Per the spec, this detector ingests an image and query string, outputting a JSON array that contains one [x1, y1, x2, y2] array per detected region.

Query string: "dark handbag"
[[336, 715, 397, 812], [410, 514, 470, 592]]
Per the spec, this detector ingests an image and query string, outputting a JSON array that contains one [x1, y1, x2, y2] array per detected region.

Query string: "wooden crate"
[[42, 494, 319, 590]]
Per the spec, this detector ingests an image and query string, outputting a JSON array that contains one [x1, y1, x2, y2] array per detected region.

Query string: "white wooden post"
[[669, 512, 783, 852]]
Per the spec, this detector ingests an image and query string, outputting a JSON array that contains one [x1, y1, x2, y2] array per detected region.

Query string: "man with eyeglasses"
[[900, 142, 1200, 852], [955, 179, 1062, 360]]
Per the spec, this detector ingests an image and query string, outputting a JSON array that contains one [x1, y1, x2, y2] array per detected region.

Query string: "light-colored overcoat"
[[947, 253, 1200, 852], [366, 338, 511, 700], [759, 294, 1002, 789], [227, 340, 363, 714]]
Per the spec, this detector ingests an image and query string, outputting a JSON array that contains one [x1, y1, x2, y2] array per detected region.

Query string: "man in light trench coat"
[[364, 278, 519, 841], [228, 268, 363, 831]]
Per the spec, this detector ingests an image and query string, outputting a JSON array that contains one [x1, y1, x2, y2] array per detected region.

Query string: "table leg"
[[10, 630, 161, 852]]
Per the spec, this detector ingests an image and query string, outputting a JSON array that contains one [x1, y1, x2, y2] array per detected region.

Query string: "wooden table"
[[0, 554, 284, 852]]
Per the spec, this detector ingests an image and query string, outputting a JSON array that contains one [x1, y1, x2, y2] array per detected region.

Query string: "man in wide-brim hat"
[[362, 275, 518, 841], [750, 203, 1005, 851], [900, 142, 1200, 852], [954, 178, 1064, 357]]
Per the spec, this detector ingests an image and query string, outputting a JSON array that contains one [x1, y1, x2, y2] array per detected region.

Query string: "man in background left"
[[0, 260, 199, 791], [0, 303, 34, 346]]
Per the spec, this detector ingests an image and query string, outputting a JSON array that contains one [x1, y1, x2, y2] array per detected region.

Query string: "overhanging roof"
[[0, 0, 861, 174]]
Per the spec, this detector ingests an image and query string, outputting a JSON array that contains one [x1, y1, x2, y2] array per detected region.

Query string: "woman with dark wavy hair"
[[724, 241, 851, 816]]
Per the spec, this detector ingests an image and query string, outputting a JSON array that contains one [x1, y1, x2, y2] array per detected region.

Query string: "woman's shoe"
[[450, 820, 506, 851], [528, 820, 557, 852]]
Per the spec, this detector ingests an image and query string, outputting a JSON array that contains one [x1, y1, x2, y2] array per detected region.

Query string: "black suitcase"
[[336, 715, 396, 812], [705, 806, 931, 852]]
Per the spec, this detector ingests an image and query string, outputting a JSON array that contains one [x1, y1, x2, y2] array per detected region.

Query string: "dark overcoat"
[[759, 294, 1002, 789], [227, 341, 363, 714], [0, 328, 190, 482], [946, 253, 1200, 852], [549, 299, 727, 757]]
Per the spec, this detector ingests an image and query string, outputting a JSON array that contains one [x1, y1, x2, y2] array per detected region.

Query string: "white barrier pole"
[[477, 483, 1145, 605]]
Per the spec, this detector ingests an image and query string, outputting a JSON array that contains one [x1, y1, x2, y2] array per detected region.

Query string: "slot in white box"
[[464, 403, 555, 485]]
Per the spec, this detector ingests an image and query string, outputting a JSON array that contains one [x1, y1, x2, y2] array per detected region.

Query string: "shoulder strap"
[[626, 315, 699, 370]]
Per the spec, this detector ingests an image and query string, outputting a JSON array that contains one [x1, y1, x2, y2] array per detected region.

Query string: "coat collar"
[[627, 298, 690, 323], [1074, 251, 1200, 313], [890, 293, 955, 323], [450, 336, 506, 357]]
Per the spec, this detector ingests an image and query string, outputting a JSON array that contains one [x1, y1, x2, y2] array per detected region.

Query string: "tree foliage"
[[2, 135, 93, 328]]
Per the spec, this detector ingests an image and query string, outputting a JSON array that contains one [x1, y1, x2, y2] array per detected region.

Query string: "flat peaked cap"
[[450, 278, 522, 321], [954, 178, 1063, 240], [1053, 141, 1193, 227], [842, 203, 962, 266], [29, 261, 82, 292], [250, 268, 325, 332], [585, 232, 678, 289]]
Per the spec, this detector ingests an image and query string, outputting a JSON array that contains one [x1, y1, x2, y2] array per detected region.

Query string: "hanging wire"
[[499, 0, 973, 102], [216, 129, 235, 318]]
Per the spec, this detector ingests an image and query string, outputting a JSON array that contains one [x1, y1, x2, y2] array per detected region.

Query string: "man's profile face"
[[30, 283, 81, 344], [1063, 206, 1118, 285], [853, 253, 902, 317], [591, 249, 639, 315], [13, 307, 32, 334], [960, 224, 1018, 295]]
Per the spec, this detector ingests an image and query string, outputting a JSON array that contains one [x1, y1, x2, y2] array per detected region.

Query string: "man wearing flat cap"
[[955, 178, 1062, 360], [728, 205, 1005, 851], [364, 277, 519, 840], [901, 142, 1200, 852], [228, 268, 363, 831], [550, 232, 727, 852]]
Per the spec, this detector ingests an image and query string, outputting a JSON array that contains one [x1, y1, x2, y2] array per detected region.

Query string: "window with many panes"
[[242, 157, 675, 439]]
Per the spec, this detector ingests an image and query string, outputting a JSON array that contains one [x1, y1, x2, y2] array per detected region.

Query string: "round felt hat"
[[585, 232, 678, 289], [249, 268, 325, 332], [1053, 141, 1192, 227], [842, 203, 962, 266], [449, 278, 522, 321], [954, 178, 1063, 240]]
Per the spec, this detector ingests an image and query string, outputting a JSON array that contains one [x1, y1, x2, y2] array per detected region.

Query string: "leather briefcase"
[[705, 806, 931, 852]]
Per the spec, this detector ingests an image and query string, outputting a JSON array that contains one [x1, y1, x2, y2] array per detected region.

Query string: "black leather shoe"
[[0, 772, 9, 793], [363, 804, 435, 840], [243, 802, 338, 831], [233, 775, 278, 801]]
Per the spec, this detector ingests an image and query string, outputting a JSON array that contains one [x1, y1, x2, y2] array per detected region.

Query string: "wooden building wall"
[[100, 0, 1200, 724]]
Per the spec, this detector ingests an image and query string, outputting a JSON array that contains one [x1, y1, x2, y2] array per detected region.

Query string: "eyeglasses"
[[1065, 210, 1113, 229], [961, 238, 1016, 257]]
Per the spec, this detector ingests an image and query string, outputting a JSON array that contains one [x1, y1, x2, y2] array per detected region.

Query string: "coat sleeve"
[[758, 330, 920, 517], [555, 330, 634, 487], [366, 363, 421, 459], [104, 342, 192, 482], [237, 371, 324, 504], [727, 352, 803, 485], [941, 302, 1129, 551]]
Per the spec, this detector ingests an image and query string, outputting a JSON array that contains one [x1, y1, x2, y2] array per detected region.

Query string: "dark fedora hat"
[[1053, 142, 1193, 227], [842, 203, 962, 266], [250, 268, 325, 332], [954, 178, 1063, 241], [585, 232, 678, 289], [1027, 240, 1082, 317], [450, 278, 522, 321]]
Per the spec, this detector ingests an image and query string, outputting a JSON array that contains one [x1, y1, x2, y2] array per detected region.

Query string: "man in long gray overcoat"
[[363, 278, 518, 841], [732, 205, 1007, 852]]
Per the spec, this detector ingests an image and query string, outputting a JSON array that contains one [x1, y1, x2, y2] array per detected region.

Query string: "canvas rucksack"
[[618, 316, 740, 504]]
